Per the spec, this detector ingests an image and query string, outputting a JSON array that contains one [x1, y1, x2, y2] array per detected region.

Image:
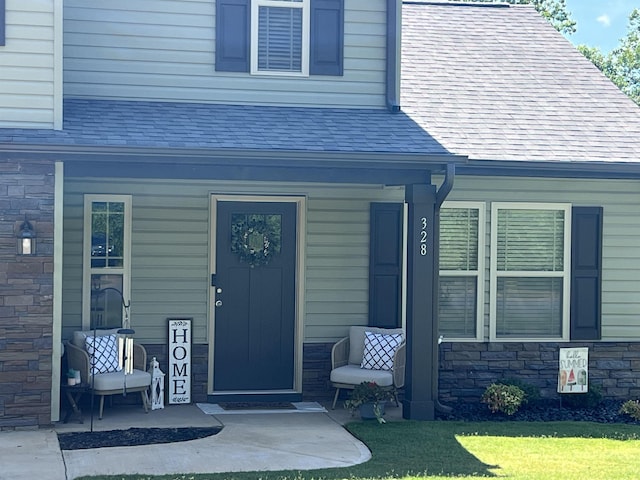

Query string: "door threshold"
[[207, 392, 302, 403]]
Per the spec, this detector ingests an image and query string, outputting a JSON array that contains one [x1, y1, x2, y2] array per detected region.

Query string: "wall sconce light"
[[17, 218, 36, 255]]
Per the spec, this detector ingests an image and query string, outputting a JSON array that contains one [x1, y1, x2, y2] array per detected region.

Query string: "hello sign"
[[168, 318, 192, 404]]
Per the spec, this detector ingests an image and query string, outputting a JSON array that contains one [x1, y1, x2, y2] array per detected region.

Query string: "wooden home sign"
[[168, 318, 192, 404]]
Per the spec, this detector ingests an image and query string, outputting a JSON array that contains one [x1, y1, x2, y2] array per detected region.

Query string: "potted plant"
[[344, 381, 395, 423]]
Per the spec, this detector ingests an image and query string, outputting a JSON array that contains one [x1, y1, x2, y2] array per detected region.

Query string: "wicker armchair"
[[329, 326, 405, 409], [65, 329, 151, 419]]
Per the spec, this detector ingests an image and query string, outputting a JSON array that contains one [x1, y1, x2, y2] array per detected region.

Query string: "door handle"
[[215, 300, 223, 307]]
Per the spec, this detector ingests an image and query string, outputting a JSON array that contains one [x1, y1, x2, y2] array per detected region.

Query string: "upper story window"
[[252, 0, 309, 75], [216, 0, 343, 76]]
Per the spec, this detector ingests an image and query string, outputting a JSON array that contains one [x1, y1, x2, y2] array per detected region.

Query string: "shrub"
[[620, 400, 640, 420], [561, 383, 603, 409], [497, 377, 541, 405], [481, 383, 527, 415]]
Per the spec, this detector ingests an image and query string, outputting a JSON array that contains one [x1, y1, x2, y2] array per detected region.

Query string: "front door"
[[213, 200, 297, 392]]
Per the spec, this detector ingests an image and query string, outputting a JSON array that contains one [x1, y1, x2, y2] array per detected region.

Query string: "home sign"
[[168, 318, 192, 404]]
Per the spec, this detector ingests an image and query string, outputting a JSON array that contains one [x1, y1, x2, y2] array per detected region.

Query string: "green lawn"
[[82, 421, 640, 480]]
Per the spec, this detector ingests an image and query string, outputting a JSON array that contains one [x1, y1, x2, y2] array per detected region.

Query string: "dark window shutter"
[[309, 0, 343, 76], [1, 0, 6, 47], [215, 0, 250, 72], [570, 206, 603, 340], [369, 203, 403, 328]]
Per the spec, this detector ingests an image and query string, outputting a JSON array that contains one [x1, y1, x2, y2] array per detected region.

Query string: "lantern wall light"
[[17, 218, 36, 255]]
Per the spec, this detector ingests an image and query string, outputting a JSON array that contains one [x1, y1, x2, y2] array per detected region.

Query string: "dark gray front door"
[[214, 201, 297, 391]]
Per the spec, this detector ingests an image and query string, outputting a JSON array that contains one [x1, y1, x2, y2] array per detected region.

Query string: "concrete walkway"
[[0, 402, 394, 480]]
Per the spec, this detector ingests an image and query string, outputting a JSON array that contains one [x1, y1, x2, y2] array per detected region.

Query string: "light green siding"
[[445, 176, 640, 342], [63, 0, 388, 108], [62, 175, 640, 346], [0, 0, 60, 128], [62, 178, 404, 344]]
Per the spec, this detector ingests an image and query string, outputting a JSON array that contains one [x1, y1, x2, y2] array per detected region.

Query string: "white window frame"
[[251, 0, 310, 76], [81, 195, 132, 330], [489, 202, 571, 342], [439, 201, 485, 342]]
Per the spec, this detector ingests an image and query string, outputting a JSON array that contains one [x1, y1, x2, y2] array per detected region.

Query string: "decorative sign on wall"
[[168, 318, 192, 404], [558, 347, 589, 394]]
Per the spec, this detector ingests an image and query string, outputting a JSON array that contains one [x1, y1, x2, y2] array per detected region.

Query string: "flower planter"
[[359, 402, 385, 420]]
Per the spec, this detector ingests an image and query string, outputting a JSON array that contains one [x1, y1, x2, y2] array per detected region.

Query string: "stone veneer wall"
[[439, 342, 640, 403], [141, 343, 335, 403], [0, 158, 55, 429], [135, 341, 640, 407], [302, 343, 334, 400]]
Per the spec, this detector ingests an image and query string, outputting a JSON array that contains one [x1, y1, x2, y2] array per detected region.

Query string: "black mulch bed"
[[435, 399, 639, 424], [57, 426, 222, 450]]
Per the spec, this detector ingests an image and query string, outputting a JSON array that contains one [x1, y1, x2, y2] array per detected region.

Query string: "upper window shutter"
[[216, 0, 250, 72], [1, 0, 6, 46], [369, 203, 403, 328], [570, 206, 603, 340], [309, 0, 343, 76]]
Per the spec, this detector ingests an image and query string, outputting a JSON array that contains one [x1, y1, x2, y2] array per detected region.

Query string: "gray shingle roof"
[[0, 99, 449, 156], [401, 1, 640, 163]]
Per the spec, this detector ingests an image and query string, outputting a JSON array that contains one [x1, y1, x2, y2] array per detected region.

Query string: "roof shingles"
[[402, 1, 640, 163], [0, 99, 450, 156]]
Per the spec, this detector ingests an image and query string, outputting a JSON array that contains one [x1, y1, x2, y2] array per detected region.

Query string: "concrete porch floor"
[[1, 400, 403, 480]]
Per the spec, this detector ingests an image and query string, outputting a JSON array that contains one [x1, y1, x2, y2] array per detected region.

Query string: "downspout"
[[433, 163, 455, 413], [386, 0, 401, 112]]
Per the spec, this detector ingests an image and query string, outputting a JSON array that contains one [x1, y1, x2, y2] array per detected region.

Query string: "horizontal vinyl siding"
[[63, 0, 387, 108], [0, 1, 56, 128], [62, 177, 404, 345], [445, 176, 640, 342]]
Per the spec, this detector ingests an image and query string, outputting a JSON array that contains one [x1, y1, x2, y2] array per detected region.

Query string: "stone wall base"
[[140, 342, 336, 403], [439, 341, 640, 403]]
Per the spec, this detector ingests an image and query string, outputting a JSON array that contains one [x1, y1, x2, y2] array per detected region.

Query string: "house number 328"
[[420, 217, 427, 256]]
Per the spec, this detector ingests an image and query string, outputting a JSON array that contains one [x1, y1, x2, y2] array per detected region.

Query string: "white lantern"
[[148, 357, 165, 410]]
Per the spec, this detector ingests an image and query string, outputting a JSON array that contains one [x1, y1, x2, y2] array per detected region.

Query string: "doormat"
[[219, 402, 295, 410], [197, 401, 327, 415]]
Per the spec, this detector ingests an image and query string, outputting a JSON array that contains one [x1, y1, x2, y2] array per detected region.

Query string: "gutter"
[[433, 163, 455, 413]]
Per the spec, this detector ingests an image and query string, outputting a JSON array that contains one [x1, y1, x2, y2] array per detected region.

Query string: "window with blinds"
[[252, 0, 309, 75], [439, 203, 485, 340], [490, 204, 571, 340]]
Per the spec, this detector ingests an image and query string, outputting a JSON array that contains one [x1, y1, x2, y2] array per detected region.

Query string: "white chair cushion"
[[92, 369, 151, 391], [348, 326, 404, 365], [360, 331, 403, 371], [72, 328, 120, 349], [85, 334, 121, 374], [330, 364, 394, 387]]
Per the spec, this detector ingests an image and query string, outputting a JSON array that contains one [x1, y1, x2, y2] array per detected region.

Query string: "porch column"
[[403, 183, 437, 420]]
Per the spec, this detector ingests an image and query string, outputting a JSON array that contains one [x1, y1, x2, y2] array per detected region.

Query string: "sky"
[[564, 0, 640, 53]]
